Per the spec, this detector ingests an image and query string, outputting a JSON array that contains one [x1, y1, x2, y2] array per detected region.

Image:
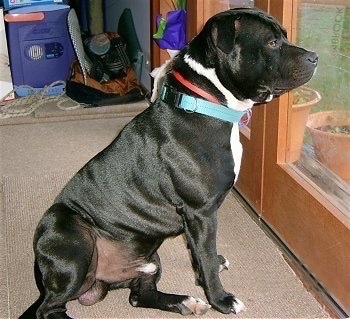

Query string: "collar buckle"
[[161, 85, 183, 108]]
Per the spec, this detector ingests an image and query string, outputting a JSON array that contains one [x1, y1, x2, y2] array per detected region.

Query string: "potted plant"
[[288, 86, 321, 162], [306, 110, 350, 183]]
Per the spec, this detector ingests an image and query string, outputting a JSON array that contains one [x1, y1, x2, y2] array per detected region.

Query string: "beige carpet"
[[0, 102, 330, 318], [0, 94, 148, 126]]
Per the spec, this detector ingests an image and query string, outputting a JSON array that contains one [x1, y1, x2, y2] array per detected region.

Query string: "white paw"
[[231, 298, 246, 314]]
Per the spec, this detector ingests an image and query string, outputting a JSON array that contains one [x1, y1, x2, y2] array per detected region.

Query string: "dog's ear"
[[210, 14, 239, 54]]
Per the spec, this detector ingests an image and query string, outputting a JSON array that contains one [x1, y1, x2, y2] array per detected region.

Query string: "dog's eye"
[[268, 40, 279, 48]]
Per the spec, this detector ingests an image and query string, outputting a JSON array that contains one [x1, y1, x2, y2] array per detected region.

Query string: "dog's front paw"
[[211, 294, 246, 314], [230, 297, 246, 314]]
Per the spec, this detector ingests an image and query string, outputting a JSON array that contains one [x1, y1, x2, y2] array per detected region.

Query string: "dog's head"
[[185, 8, 318, 104]]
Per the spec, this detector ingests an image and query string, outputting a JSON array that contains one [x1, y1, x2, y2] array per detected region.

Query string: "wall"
[[104, 0, 151, 91]]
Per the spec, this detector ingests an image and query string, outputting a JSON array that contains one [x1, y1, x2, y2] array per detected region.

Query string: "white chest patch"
[[230, 124, 242, 183], [182, 53, 254, 181]]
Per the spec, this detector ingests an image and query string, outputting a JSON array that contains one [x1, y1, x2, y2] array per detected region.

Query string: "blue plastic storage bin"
[[5, 4, 75, 96]]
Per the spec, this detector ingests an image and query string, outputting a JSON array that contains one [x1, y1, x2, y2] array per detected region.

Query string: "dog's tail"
[[18, 260, 45, 319]]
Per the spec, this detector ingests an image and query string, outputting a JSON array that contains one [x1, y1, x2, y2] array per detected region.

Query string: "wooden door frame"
[[150, 0, 160, 68]]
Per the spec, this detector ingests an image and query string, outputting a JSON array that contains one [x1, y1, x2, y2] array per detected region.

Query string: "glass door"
[[290, 1, 350, 217]]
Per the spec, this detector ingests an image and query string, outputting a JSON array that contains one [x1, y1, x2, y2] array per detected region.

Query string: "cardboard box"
[[2, 0, 66, 11], [0, 8, 14, 101]]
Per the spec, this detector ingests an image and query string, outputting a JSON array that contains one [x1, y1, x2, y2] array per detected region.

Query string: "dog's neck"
[[171, 52, 255, 112], [172, 70, 220, 104]]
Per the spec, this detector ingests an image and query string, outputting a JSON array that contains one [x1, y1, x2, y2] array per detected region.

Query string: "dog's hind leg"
[[128, 253, 211, 315], [28, 203, 99, 319]]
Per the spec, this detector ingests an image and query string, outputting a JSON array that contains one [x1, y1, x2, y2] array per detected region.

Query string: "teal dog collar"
[[160, 85, 246, 124]]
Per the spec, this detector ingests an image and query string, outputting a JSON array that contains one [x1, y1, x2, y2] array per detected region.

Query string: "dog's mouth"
[[253, 85, 286, 103], [254, 64, 317, 102], [254, 85, 299, 103], [272, 87, 288, 96]]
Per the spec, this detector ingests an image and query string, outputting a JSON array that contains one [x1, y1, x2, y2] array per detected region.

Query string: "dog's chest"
[[230, 124, 243, 183]]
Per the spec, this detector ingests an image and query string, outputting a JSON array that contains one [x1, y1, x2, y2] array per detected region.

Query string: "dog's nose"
[[307, 52, 318, 65]]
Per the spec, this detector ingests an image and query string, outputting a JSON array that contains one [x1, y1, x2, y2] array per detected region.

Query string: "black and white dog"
[[20, 8, 318, 318]]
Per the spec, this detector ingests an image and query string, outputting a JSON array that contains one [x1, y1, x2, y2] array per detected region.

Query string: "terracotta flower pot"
[[306, 110, 350, 183], [288, 87, 321, 162]]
